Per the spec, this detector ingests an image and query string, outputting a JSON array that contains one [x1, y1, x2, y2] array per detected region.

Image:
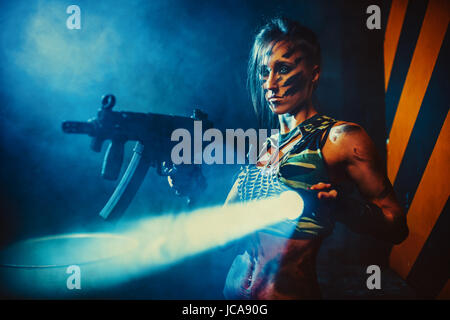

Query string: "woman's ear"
[[312, 65, 320, 83], [311, 65, 320, 90]]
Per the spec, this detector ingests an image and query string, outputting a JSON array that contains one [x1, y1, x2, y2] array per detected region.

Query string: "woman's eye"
[[279, 65, 291, 74], [261, 67, 269, 78]]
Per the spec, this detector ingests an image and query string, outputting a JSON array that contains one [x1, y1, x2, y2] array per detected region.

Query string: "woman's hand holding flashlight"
[[309, 182, 338, 200]]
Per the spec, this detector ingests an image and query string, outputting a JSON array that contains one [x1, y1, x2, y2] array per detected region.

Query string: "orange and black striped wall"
[[384, 0, 449, 299]]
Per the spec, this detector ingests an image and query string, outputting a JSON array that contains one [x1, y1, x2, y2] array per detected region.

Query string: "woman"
[[169, 17, 408, 299]]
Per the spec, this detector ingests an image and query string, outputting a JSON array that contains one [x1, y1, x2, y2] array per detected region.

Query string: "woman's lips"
[[269, 97, 283, 105]]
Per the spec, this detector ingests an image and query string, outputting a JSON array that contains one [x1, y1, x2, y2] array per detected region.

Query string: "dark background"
[[0, 0, 416, 298]]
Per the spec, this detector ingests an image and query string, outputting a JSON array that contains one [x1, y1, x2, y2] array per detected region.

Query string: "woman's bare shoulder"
[[329, 121, 364, 139], [322, 121, 374, 166]]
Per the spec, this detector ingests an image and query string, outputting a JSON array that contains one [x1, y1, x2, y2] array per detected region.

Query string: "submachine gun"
[[62, 94, 212, 221]]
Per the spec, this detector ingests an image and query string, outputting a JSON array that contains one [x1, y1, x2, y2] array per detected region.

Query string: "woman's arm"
[[318, 123, 409, 244]]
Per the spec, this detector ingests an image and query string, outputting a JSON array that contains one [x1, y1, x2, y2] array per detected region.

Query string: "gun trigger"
[[158, 161, 172, 176]]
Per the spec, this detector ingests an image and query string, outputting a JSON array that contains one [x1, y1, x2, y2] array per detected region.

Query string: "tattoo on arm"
[[330, 123, 361, 142], [341, 124, 362, 133]]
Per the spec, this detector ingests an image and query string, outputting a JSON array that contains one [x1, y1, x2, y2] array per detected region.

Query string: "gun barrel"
[[62, 121, 95, 135]]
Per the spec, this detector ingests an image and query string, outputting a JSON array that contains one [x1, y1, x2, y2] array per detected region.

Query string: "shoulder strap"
[[319, 123, 335, 149]]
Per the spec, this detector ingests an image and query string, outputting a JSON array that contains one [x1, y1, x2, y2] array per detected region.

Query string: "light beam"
[[0, 191, 304, 296]]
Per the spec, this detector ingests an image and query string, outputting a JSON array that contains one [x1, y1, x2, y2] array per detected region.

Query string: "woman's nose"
[[265, 71, 278, 92]]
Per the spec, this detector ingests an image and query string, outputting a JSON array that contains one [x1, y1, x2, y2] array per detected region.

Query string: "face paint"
[[281, 44, 302, 59], [282, 71, 307, 97], [260, 41, 318, 115]]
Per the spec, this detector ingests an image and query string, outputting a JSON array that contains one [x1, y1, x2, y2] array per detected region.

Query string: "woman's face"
[[260, 40, 319, 115]]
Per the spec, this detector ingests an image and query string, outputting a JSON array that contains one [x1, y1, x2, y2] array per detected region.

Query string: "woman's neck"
[[278, 101, 318, 134]]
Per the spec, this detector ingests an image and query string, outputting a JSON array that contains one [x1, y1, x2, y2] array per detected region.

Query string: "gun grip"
[[102, 140, 124, 180], [91, 137, 104, 152]]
